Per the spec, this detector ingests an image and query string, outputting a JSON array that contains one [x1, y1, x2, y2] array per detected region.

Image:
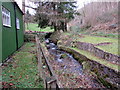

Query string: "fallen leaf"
[[9, 83, 14, 86]]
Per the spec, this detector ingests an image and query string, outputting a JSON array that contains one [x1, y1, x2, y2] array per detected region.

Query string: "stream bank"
[[48, 31, 119, 88], [58, 45, 120, 89], [44, 38, 104, 88]]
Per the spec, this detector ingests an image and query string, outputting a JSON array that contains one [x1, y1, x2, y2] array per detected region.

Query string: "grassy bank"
[[2, 43, 43, 88], [25, 23, 54, 32], [59, 45, 119, 72], [70, 47, 119, 72], [75, 35, 118, 55], [63, 32, 118, 55]]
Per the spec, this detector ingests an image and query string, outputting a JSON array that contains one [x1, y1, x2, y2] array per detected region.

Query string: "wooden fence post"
[[46, 76, 57, 89]]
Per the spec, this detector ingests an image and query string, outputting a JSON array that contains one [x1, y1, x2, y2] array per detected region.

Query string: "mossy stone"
[[82, 61, 91, 71], [60, 53, 68, 59], [57, 40, 62, 46]]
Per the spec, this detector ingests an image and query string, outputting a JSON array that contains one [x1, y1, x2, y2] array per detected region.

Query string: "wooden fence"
[[36, 35, 62, 89]]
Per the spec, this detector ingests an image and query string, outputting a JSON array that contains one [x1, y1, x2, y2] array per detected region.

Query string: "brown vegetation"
[[68, 2, 118, 32]]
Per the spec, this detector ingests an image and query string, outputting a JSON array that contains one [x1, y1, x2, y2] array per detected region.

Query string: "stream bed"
[[45, 39, 104, 88]]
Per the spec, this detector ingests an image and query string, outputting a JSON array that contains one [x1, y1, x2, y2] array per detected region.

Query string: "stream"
[[45, 38, 103, 88]]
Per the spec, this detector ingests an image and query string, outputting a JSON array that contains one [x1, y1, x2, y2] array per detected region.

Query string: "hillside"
[[68, 2, 118, 36]]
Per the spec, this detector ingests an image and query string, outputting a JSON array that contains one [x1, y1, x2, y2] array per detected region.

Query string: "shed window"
[[16, 18, 20, 29], [2, 6, 11, 27]]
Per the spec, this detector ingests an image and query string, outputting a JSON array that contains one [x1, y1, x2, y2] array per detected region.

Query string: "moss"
[[90, 71, 97, 77], [82, 61, 91, 71], [60, 53, 68, 59], [98, 77, 113, 89], [69, 47, 119, 72], [89, 71, 113, 88], [92, 68, 100, 76], [58, 45, 119, 89], [103, 74, 109, 78], [50, 31, 62, 43], [90, 70, 114, 88]]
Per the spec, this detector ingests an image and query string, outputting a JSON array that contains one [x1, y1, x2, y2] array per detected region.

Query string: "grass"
[[26, 23, 54, 32], [76, 35, 118, 44], [2, 43, 43, 88], [70, 34, 118, 55], [96, 43, 118, 55], [68, 27, 119, 55], [61, 31, 118, 55], [69, 47, 119, 72], [63, 32, 71, 36]]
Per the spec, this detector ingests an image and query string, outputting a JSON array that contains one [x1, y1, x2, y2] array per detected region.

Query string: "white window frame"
[[2, 6, 11, 27], [16, 18, 20, 29]]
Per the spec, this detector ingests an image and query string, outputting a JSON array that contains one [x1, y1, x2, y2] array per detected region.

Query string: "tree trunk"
[[61, 22, 64, 31], [64, 22, 67, 31], [54, 24, 57, 31]]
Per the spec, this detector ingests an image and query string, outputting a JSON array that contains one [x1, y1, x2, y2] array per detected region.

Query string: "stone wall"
[[75, 42, 119, 65], [88, 60, 119, 88], [59, 46, 120, 89]]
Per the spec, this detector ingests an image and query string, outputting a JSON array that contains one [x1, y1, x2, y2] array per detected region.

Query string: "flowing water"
[[45, 39, 103, 88], [46, 39, 83, 75]]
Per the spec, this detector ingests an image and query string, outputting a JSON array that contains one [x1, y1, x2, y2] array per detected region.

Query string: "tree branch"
[[25, 5, 37, 10]]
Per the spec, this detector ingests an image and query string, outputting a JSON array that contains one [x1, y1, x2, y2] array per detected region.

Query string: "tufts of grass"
[[2, 43, 43, 88]]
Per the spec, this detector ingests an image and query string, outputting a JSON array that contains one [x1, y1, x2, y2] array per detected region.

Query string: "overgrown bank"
[[49, 31, 119, 88]]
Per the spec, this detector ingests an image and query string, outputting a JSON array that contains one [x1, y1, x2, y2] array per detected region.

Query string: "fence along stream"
[[36, 35, 62, 89]]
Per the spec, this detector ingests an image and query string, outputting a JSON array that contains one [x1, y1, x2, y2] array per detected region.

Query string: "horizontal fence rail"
[[36, 35, 62, 89]]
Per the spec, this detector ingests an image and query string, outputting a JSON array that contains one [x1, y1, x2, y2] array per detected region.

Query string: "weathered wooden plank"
[[36, 35, 42, 77], [36, 35, 63, 89], [36, 35, 46, 88], [39, 42, 63, 88]]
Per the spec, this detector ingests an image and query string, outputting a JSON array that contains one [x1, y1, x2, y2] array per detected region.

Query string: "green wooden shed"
[[0, 1, 24, 62]]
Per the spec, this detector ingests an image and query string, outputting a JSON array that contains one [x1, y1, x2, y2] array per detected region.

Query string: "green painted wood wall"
[[1, 2, 24, 61]]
